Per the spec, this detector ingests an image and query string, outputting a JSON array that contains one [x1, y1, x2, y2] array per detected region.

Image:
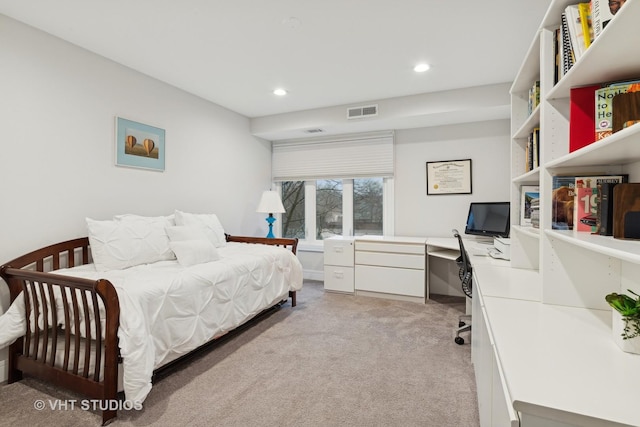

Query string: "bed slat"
[[80, 290, 91, 378], [46, 284, 59, 367], [61, 285, 72, 371]]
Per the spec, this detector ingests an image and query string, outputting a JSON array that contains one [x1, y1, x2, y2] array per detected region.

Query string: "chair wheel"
[[455, 336, 465, 345], [458, 321, 466, 327]]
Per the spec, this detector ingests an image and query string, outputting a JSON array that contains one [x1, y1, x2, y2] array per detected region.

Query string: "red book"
[[569, 84, 600, 152]]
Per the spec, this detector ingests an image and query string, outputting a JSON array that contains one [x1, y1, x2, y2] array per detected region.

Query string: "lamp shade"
[[256, 191, 285, 214]]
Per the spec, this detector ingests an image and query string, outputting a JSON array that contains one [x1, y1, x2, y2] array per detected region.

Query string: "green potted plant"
[[605, 290, 640, 354]]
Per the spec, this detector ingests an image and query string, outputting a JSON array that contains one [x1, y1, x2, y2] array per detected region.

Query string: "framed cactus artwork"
[[115, 116, 165, 171]]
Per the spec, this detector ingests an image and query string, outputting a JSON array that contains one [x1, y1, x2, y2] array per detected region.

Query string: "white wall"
[[394, 120, 511, 237], [0, 15, 273, 380]]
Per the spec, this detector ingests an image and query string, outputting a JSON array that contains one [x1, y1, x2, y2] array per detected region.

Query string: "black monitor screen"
[[464, 202, 510, 238]]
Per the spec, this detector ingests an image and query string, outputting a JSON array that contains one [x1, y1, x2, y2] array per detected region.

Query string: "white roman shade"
[[272, 131, 394, 181]]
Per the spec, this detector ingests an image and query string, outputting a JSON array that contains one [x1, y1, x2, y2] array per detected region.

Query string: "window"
[[281, 177, 391, 243], [316, 179, 343, 239], [281, 181, 305, 239], [354, 177, 383, 236], [273, 131, 394, 244]]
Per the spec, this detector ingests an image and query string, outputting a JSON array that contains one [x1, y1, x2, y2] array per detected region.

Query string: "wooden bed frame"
[[0, 234, 299, 425]]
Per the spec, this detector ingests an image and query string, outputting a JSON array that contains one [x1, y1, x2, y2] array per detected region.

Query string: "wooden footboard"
[[0, 238, 120, 425], [225, 234, 299, 306]]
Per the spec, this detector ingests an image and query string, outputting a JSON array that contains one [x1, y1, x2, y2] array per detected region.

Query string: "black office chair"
[[452, 229, 472, 345]]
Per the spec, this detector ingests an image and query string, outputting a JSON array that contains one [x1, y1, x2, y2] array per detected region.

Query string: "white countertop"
[[356, 235, 427, 244], [474, 263, 640, 427]]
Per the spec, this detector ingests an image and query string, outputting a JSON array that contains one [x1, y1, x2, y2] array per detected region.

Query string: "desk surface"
[[473, 259, 639, 427]]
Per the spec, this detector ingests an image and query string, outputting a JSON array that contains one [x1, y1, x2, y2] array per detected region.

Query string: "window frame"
[[277, 177, 394, 251]]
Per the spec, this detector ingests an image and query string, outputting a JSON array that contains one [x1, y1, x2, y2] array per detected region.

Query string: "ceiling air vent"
[[347, 104, 378, 120]]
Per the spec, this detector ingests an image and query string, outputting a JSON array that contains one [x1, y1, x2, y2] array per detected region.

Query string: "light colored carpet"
[[0, 280, 479, 426]]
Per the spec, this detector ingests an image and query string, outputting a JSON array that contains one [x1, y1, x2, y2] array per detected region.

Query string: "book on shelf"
[[554, 27, 562, 84], [591, 0, 613, 38], [560, 13, 575, 75], [574, 186, 598, 233], [564, 4, 587, 61], [578, 2, 593, 49], [520, 186, 539, 227], [596, 182, 620, 236], [595, 80, 640, 141], [613, 183, 640, 240], [552, 174, 628, 230], [525, 128, 540, 172], [528, 81, 540, 115], [612, 91, 640, 133], [591, 0, 628, 39]]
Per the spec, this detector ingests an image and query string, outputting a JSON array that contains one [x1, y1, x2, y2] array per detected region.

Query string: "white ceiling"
[[0, 0, 551, 120]]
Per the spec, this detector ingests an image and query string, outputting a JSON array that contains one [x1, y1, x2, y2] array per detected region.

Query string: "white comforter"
[[0, 242, 303, 404]]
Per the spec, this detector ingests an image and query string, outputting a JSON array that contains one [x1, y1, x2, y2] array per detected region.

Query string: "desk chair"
[[452, 229, 473, 345]]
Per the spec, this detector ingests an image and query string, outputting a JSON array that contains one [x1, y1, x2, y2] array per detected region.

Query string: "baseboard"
[[303, 269, 323, 281]]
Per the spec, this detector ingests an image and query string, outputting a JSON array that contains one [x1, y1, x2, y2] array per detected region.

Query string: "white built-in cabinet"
[[323, 236, 355, 293], [472, 1, 640, 426], [354, 236, 426, 303], [323, 235, 427, 303]]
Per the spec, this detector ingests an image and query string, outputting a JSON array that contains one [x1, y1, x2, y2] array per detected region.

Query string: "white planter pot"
[[612, 310, 640, 354]]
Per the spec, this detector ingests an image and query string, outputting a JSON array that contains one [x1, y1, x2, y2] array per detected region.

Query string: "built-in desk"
[[426, 237, 507, 300]]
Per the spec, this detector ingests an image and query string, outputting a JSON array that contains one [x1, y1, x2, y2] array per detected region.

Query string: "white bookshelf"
[[509, 0, 640, 306]]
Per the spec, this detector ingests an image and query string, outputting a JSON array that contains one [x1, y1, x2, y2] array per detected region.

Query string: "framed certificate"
[[426, 159, 472, 195]]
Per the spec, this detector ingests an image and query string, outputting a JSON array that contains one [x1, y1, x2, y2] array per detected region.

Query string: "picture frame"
[[426, 159, 472, 195], [520, 185, 540, 227], [115, 117, 165, 171]]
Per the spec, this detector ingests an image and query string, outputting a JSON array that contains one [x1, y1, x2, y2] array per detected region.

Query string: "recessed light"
[[414, 63, 430, 73], [273, 88, 287, 96]]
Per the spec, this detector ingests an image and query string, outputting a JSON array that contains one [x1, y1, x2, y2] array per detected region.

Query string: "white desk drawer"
[[355, 241, 425, 255], [355, 265, 425, 297], [324, 238, 354, 266], [324, 266, 354, 293], [355, 251, 425, 269]]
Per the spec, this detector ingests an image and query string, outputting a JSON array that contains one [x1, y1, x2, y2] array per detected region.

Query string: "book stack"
[[525, 127, 540, 172], [551, 174, 628, 231], [554, 1, 631, 84], [569, 79, 640, 153], [564, 4, 589, 62]]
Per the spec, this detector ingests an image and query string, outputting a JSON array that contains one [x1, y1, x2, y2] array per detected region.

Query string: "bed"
[[0, 211, 302, 425]]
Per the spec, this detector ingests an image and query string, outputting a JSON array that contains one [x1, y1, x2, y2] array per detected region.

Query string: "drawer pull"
[[334, 271, 344, 279]]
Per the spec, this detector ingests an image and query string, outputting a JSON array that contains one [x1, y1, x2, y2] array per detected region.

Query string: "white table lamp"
[[256, 190, 285, 238]]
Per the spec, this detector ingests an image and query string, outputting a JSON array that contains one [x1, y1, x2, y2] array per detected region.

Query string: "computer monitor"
[[464, 202, 510, 239]]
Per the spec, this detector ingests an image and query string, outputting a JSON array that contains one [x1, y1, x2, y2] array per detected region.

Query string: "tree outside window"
[[316, 179, 343, 239], [281, 177, 384, 241], [354, 178, 383, 236], [281, 181, 305, 239]]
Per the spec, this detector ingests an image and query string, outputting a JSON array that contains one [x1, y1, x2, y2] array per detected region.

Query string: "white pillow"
[[86, 216, 175, 271], [174, 210, 226, 247], [114, 213, 176, 225], [165, 225, 210, 243], [170, 240, 220, 267]]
